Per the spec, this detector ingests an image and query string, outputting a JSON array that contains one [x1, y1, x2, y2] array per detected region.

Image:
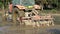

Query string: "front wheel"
[[13, 8, 25, 26], [12, 8, 19, 26]]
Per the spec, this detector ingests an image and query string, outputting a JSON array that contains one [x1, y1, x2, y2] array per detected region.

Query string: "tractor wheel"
[[13, 8, 25, 26], [13, 8, 19, 26]]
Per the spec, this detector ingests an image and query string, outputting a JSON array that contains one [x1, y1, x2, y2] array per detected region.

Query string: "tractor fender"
[[34, 5, 43, 10], [14, 5, 25, 10]]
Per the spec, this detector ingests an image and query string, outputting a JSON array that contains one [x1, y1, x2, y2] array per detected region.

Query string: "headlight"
[[27, 6, 33, 9], [28, 6, 33, 8]]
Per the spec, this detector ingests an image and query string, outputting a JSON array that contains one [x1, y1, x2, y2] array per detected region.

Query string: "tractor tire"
[[13, 8, 25, 26], [13, 8, 19, 25]]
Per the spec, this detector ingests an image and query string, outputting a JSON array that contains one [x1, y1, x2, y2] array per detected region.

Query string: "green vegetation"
[[0, 0, 60, 13], [0, 0, 12, 9]]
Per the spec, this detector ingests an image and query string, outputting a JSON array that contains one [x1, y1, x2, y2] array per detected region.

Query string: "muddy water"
[[0, 25, 59, 34], [54, 16, 60, 25]]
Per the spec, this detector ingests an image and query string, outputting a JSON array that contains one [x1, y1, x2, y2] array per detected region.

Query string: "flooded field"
[[0, 14, 60, 34]]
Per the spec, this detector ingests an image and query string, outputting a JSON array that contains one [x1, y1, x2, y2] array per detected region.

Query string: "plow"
[[18, 13, 54, 27]]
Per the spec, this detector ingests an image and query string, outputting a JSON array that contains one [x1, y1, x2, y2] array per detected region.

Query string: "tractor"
[[11, 0, 41, 25], [6, 0, 54, 27]]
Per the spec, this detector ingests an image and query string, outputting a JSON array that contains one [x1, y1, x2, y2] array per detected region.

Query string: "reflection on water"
[[3, 27, 60, 34], [0, 24, 59, 34]]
